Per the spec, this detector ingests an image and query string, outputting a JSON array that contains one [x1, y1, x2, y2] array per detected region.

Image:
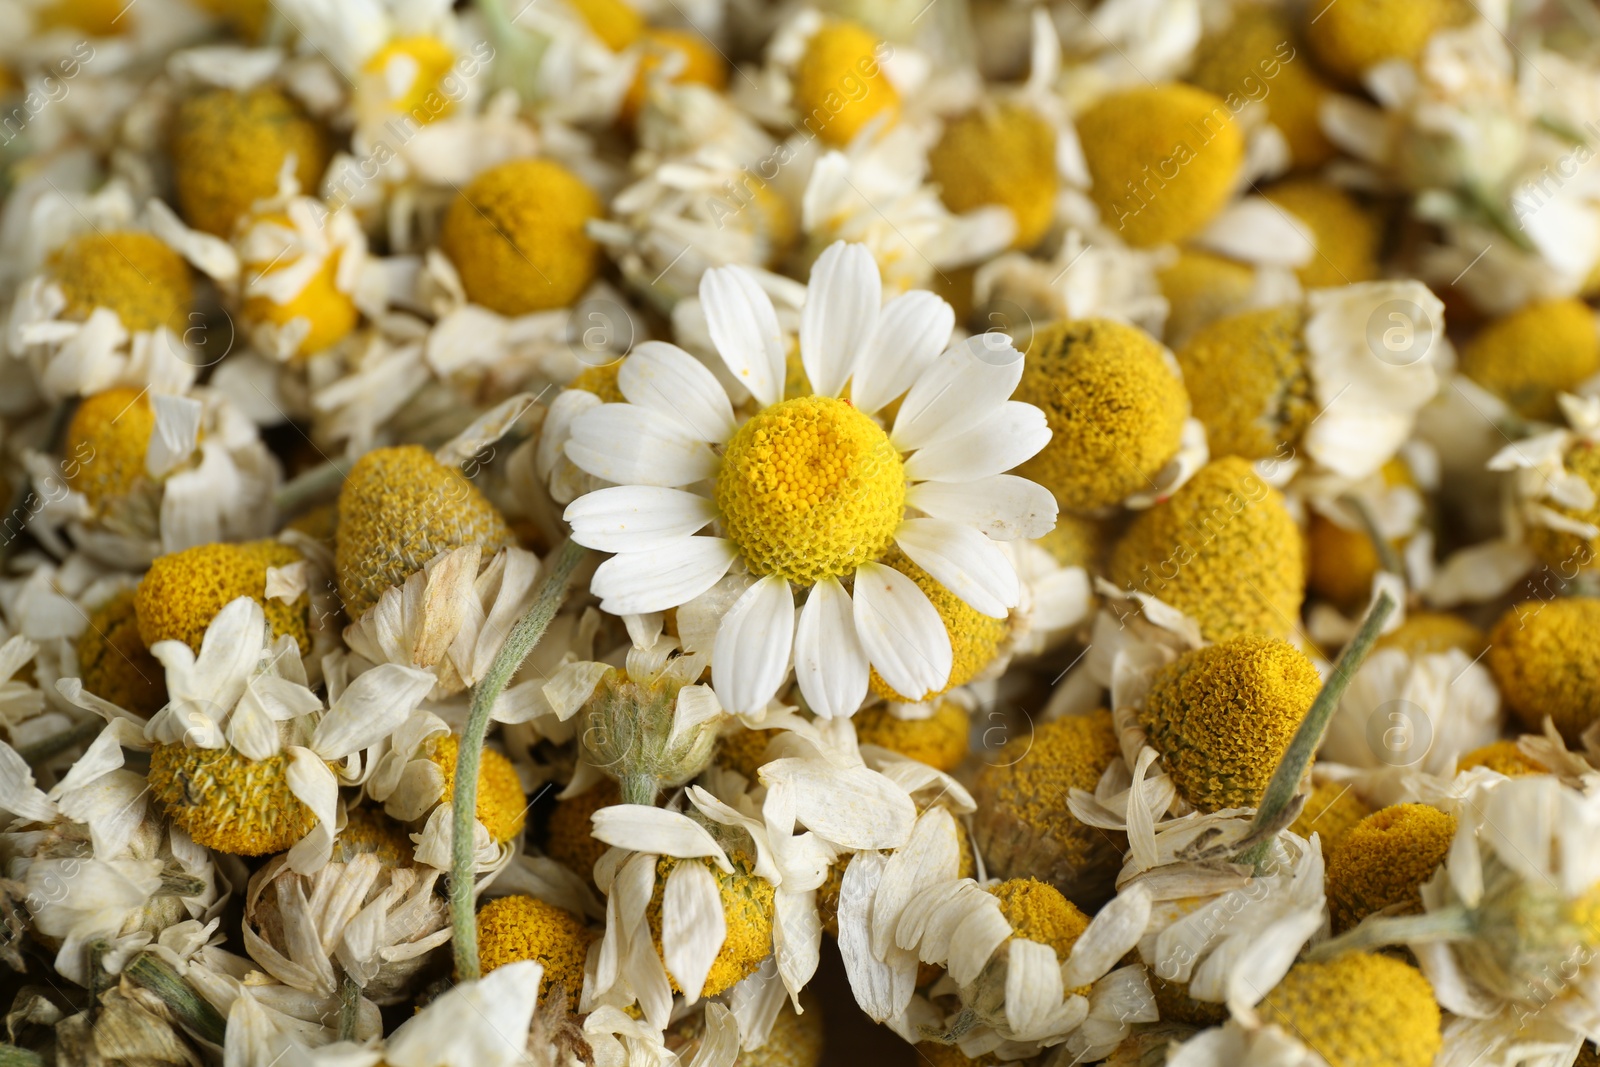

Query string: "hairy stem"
[[124, 951, 227, 1046], [1307, 907, 1475, 961], [272, 459, 347, 517], [338, 973, 361, 1042], [620, 773, 658, 808]]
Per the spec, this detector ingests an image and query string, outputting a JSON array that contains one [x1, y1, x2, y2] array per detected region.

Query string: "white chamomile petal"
[[565, 403, 718, 487], [850, 291, 955, 416], [312, 664, 436, 759], [894, 518, 1018, 618], [590, 538, 738, 615], [662, 860, 726, 1003], [851, 562, 952, 700], [711, 575, 795, 715], [565, 486, 717, 553], [701, 264, 787, 408], [590, 806, 733, 871], [801, 241, 880, 398], [903, 401, 1051, 484], [793, 577, 868, 720], [906, 474, 1058, 541], [618, 341, 737, 443], [891, 334, 1025, 451]]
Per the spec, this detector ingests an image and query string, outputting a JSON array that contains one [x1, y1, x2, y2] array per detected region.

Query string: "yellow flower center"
[[136, 540, 311, 655], [49, 231, 194, 335], [1460, 298, 1600, 423], [853, 701, 969, 772], [333, 807, 417, 867], [1261, 953, 1442, 1067], [929, 103, 1058, 251], [648, 852, 774, 998], [425, 734, 527, 845], [240, 221, 358, 360], [1288, 778, 1372, 853], [475, 894, 595, 1009], [148, 744, 319, 856], [36, 0, 131, 35], [715, 396, 905, 586], [77, 588, 168, 718], [362, 35, 458, 122], [64, 386, 159, 514], [1326, 803, 1457, 933], [1456, 740, 1547, 777], [793, 21, 899, 147], [867, 549, 1009, 704]]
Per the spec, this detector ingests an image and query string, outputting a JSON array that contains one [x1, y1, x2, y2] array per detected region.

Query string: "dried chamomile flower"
[[1261, 180, 1381, 289], [333, 444, 515, 620], [1157, 249, 1264, 351], [63, 387, 161, 521], [866, 547, 1010, 704], [1326, 803, 1456, 933], [438, 158, 603, 316], [647, 851, 775, 998], [1259, 953, 1442, 1067], [476, 894, 595, 1009], [148, 745, 319, 856], [1189, 7, 1335, 168], [170, 86, 332, 237], [621, 29, 727, 125], [1137, 635, 1321, 812], [853, 701, 969, 772], [1306, 459, 1419, 612], [235, 202, 362, 361], [1176, 306, 1314, 462], [972, 710, 1125, 907], [1455, 739, 1548, 777], [1487, 597, 1600, 742], [1108, 458, 1306, 642], [426, 734, 528, 846], [1288, 778, 1372, 853], [135, 539, 310, 654], [48, 231, 193, 336], [75, 587, 166, 717], [1458, 298, 1600, 423], [1304, 0, 1467, 84], [929, 102, 1057, 251], [1012, 318, 1189, 512], [793, 21, 898, 147], [1076, 85, 1244, 247], [566, 0, 644, 50]]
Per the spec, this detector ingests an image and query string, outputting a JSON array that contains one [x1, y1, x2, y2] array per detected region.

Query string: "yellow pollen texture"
[[794, 22, 898, 147], [49, 231, 194, 335], [1304, 0, 1467, 85], [989, 877, 1090, 959], [1459, 298, 1600, 423], [240, 216, 358, 360], [1487, 597, 1600, 742], [332, 806, 416, 867], [148, 744, 318, 856], [425, 735, 527, 845], [1289, 778, 1372, 853], [1158, 250, 1258, 351], [1527, 441, 1600, 570], [852, 701, 969, 772], [1261, 953, 1442, 1067], [1456, 739, 1547, 777], [544, 779, 619, 883], [1262, 180, 1380, 288], [716, 395, 905, 586], [64, 387, 158, 513], [1177, 305, 1314, 462], [475, 894, 595, 1009], [648, 852, 774, 997], [77, 588, 168, 718], [569, 360, 626, 403], [1139, 635, 1321, 812], [1326, 803, 1456, 933], [136, 540, 310, 654], [866, 548, 1006, 703], [929, 103, 1058, 250]]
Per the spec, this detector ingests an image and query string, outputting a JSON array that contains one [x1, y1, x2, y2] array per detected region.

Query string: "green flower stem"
[[1336, 492, 1406, 581], [124, 951, 226, 1047], [620, 772, 658, 807], [1307, 907, 1476, 961], [450, 538, 588, 980], [338, 973, 361, 1041], [0, 1045, 42, 1067], [1240, 590, 1396, 871], [272, 459, 346, 517]]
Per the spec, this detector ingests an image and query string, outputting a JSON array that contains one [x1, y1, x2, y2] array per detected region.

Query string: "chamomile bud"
[[868, 548, 1009, 704], [794, 21, 898, 147], [1108, 458, 1306, 642], [48, 231, 193, 335], [1487, 598, 1600, 742], [1176, 306, 1314, 462], [64, 386, 158, 517], [1459, 298, 1600, 423], [1138, 636, 1322, 812], [972, 710, 1124, 906], [580, 660, 719, 805], [1262, 180, 1380, 288], [1304, 0, 1467, 85], [1077, 85, 1244, 248], [1456, 739, 1547, 777], [438, 159, 603, 316], [333, 445, 516, 620], [1260, 953, 1442, 1067], [853, 701, 969, 772], [148, 745, 319, 856], [1326, 804, 1456, 933], [1289, 778, 1372, 853], [1377, 611, 1486, 658], [1012, 319, 1189, 512], [76, 588, 167, 717], [929, 102, 1058, 250], [136, 540, 311, 654], [1189, 8, 1335, 168], [475, 894, 595, 1009], [621, 29, 728, 125], [170, 87, 332, 237], [648, 851, 774, 997]]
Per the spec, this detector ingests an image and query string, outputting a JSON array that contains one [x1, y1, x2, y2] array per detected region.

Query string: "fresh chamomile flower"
[[136, 539, 311, 654], [333, 443, 517, 621], [1011, 317, 1195, 513], [437, 158, 604, 317], [1188, 6, 1336, 170], [75, 587, 167, 717], [561, 242, 1057, 718], [852, 700, 968, 772], [1325, 803, 1457, 933], [170, 85, 333, 238], [1304, 0, 1468, 85], [928, 101, 1058, 251], [1458, 298, 1600, 423], [971, 709, 1125, 907], [1108, 457, 1306, 642], [1486, 597, 1600, 742], [475, 894, 596, 1009], [1137, 635, 1322, 813], [1260, 180, 1381, 289], [1076, 84, 1244, 248]]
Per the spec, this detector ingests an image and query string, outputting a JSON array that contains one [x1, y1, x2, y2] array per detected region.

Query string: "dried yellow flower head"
[[1304, 0, 1466, 84], [171, 86, 331, 237], [544, 780, 619, 883], [49, 231, 193, 334], [1456, 739, 1547, 777], [569, 360, 625, 403], [793, 21, 898, 147], [1459, 298, 1600, 423], [136, 540, 310, 654], [240, 217, 358, 360], [1176, 305, 1314, 462], [424, 734, 527, 845], [1013, 319, 1188, 512], [648, 852, 774, 997], [148, 744, 318, 855], [1108, 457, 1306, 642], [1261, 953, 1442, 1067], [867, 548, 1008, 703], [438, 159, 602, 316], [1077, 84, 1243, 247], [363, 36, 458, 120], [475, 894, 595, 1009], [1377, 611, 1486, 658], [622, 28, 728, 124], [972, 710, 1124, 907], [64, 387, 158, 515], [1527, 441, 1600, 570], [929, 103, 1057, 250], [1263, 180, 1380, 288], [77, 588, 167, 718], [989, 877, 1090, 960], [1189, 8, 1334, 168], [1289, 778, 1372, 853], [853, 701, 969, 772], [1157, 249, 1257, 351], [1488, 598, 1600, 741], [332, 806, 416, 867], [333, 444, 516, 620], [1139, 635, 1321, 812], [1034, 512, 1106, 571], [716, 726, 778, 781], [1326, 803, 1456, 933], [35, 0, 131, 34], [1307, 462, 1415, 612], [566, 0, 645, 51]]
